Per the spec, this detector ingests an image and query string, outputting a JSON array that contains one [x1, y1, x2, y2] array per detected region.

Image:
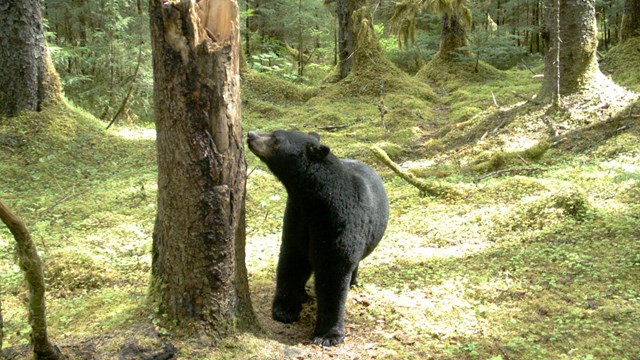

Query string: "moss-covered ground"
[[1, 41, 639, 359]]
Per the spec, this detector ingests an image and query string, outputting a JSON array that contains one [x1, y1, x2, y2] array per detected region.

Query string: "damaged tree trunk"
[[148, 0, 257, 336], [0, 200, 61, 360]]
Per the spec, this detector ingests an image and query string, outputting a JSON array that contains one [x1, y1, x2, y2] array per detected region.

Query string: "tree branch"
[[0, 199, 62, 359], [370, 145, 460, 198], [106, 41, 143, 130]]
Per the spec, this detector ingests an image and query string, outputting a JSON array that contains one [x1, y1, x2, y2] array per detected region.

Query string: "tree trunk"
[[0, 0, 62, 116], [620, 0, 640, 42], [538, 0, 601, 102], [336, 0, 354, 80], [327, 0, 387, 82], [148, 0, 257, 336], [244, 0, 251, 58], [0, 200, 61, 360], [437, 13, 469, 59]]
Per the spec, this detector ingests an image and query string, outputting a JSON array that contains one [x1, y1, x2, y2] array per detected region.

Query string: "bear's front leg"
[[273, 204, 312, 323], [272, 253, 312, 323], [312, 269, 352, 346]]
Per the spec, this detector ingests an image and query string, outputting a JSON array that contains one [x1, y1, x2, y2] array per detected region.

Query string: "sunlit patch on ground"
[[112, 126, 156, 140]]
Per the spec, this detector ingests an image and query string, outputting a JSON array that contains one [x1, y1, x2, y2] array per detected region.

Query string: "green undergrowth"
[[601, 37, 640, 92], [1, 51, 639, 359], [243, 56, 438, 162], [241, 58, 639, 359], [1, 101, 156, 348], [417, 55, 542, 123]]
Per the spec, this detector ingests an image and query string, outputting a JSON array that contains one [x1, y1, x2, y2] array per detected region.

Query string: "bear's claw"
[[312, 330, 345, 347]]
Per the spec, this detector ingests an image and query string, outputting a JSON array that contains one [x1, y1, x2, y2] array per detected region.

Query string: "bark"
[[0, 200, 61, 360], [538, 0, 601, 102], [335, 0, 369, 80], [620, 0, 640, 42], [336, 0, 354, 80], [0, 0, 62, 117], [149, 0, 257, 335], [437, 13, 468, 59]]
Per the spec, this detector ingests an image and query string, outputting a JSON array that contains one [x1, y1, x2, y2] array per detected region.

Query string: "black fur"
[[247, 130, 389, 346]]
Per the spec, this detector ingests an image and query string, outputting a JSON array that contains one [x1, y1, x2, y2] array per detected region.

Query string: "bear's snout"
[[247, 131, 273, 158]]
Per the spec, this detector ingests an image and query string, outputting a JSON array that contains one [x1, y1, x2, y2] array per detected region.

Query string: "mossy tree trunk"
[[333, 0, 382, 81], [350, 4, 386, 73], [149, 0, 257, 336], [538, 0, 602, 102], [0, 0, 62, 117], [620, 0, 640, 42], [0, 200, 61, 360], [437, 13, 468, 59]]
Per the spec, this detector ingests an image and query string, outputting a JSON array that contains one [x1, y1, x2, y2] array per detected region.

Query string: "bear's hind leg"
[[272, 255, 312, 323], [312, 270, 351, 346], [349, 265, 359, 288]]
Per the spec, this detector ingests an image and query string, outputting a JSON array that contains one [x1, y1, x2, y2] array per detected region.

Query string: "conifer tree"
[[390, 0, 472, 59], [620, 0, 640, 42], [538, 0, 608, 103], [149, 0, 257, 336], [0, 0, 62, 116]]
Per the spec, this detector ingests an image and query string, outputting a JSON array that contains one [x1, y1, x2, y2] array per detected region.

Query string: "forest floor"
[[1, 39, 640, 359]]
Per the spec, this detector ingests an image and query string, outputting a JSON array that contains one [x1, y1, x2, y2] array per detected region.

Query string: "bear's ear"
[[307, 143, 330, 161], [308, 132, 321, 140]]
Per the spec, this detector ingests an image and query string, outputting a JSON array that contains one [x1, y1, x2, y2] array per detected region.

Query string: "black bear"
[[247, 130, 389, 346]]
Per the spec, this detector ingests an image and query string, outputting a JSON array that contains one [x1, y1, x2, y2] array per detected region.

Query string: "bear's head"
[[247, 130, 331, 181]]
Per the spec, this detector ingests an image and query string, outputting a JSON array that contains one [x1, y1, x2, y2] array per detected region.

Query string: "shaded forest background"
[[44, 0, 629, 125]]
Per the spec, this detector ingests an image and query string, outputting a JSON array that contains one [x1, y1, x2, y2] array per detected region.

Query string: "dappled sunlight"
[[372, 232, 492, 264], [246, 233, 280, 272], [601, 157, 640, 173], [112, 127, 156, 141], [363, 280, 484, 337], [501, 136, 540, 153]]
